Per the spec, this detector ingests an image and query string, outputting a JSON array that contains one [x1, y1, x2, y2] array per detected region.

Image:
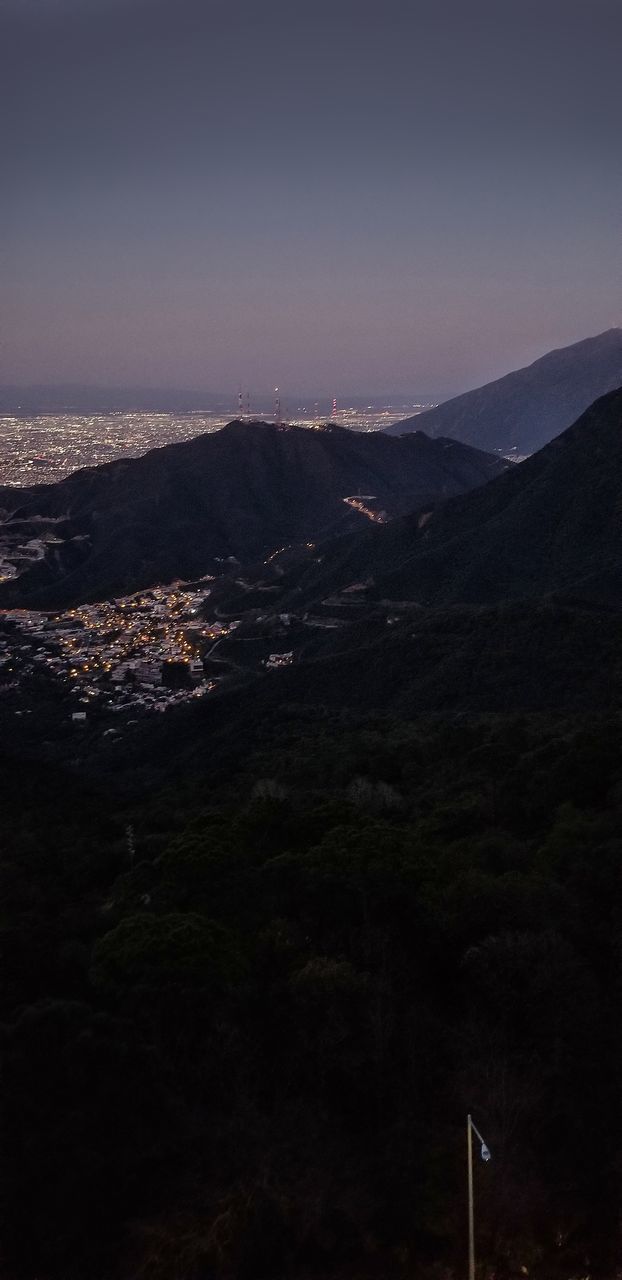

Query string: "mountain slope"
[[386, 329, 622, 454], [240, 600, 622, 718], [0, 421, 505, 609], [287, 387, 622, 609]]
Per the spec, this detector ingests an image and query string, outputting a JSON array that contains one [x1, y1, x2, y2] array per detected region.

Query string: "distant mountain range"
[[0, 421, 505, 609], [386, 329, 622, 455]]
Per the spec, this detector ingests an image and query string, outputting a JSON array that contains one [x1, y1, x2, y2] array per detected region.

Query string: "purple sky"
[[1, 0, 621, 398]]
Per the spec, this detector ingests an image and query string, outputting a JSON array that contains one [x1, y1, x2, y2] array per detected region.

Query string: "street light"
[[467, 1114, 492, 1280]]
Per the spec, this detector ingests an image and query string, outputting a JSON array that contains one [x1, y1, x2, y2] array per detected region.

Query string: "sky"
[[1, 0, 621, 398]]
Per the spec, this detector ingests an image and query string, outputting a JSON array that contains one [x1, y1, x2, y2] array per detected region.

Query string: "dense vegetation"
[[3, 707, 622, 1279]]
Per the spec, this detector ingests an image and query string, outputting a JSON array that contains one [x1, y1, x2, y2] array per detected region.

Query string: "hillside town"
[[0, 577, 234, 721], [0, 554, 422, 734]]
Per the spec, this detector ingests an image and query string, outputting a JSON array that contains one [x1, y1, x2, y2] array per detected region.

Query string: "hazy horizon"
[[1, 325, 620, 411], [0, 387, 442, 404]]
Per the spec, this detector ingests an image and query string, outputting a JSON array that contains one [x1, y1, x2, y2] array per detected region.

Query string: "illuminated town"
[[0, 540, 402, 729], [0, 578, 234, 721]]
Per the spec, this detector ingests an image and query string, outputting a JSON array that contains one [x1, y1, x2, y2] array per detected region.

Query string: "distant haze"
[[1, 0, 620, 395]]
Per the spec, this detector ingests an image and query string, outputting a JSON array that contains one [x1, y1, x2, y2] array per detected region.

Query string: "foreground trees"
[[2, 714, 622, 1278]]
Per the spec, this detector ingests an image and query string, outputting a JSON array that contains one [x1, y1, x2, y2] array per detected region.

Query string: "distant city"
[[0, 399, 436, 486]]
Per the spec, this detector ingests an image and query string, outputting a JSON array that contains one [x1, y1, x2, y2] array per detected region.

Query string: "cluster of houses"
[[0, 578, 241, 721]]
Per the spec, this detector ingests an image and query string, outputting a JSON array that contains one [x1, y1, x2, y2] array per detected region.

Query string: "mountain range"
[[0, 421, 505, 610], [2, 369, 622, 719], [286, 386, 622, 611], [386, 328, 622, 455], [162, 385, 622, 722]]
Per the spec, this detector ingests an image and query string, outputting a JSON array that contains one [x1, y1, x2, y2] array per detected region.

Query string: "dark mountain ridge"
[[0, 420, 505, 609], [386, 328, 622, 454], [286, 387, 622, 611], [77, 387, 622, 741]]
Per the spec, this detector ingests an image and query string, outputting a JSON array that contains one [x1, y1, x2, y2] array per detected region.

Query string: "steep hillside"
[[286, 387, 622, 609], [0, 421, 505, 610], [386, 329, 622, 454]]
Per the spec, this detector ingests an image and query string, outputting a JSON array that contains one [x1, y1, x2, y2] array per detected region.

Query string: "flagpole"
[[467, 1114, 475, 1280]]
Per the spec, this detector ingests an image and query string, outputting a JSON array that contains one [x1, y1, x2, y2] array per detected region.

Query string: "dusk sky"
[[2, 0, 621, 397]]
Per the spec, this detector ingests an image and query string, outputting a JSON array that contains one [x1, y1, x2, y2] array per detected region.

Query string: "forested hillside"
[[3, 710, 622, 1279]]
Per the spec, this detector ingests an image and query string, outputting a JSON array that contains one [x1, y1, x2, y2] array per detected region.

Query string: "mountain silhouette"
[[386, 329, 622, 454], [0, 420, 505, 609], [288, 386, 622, 609]]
